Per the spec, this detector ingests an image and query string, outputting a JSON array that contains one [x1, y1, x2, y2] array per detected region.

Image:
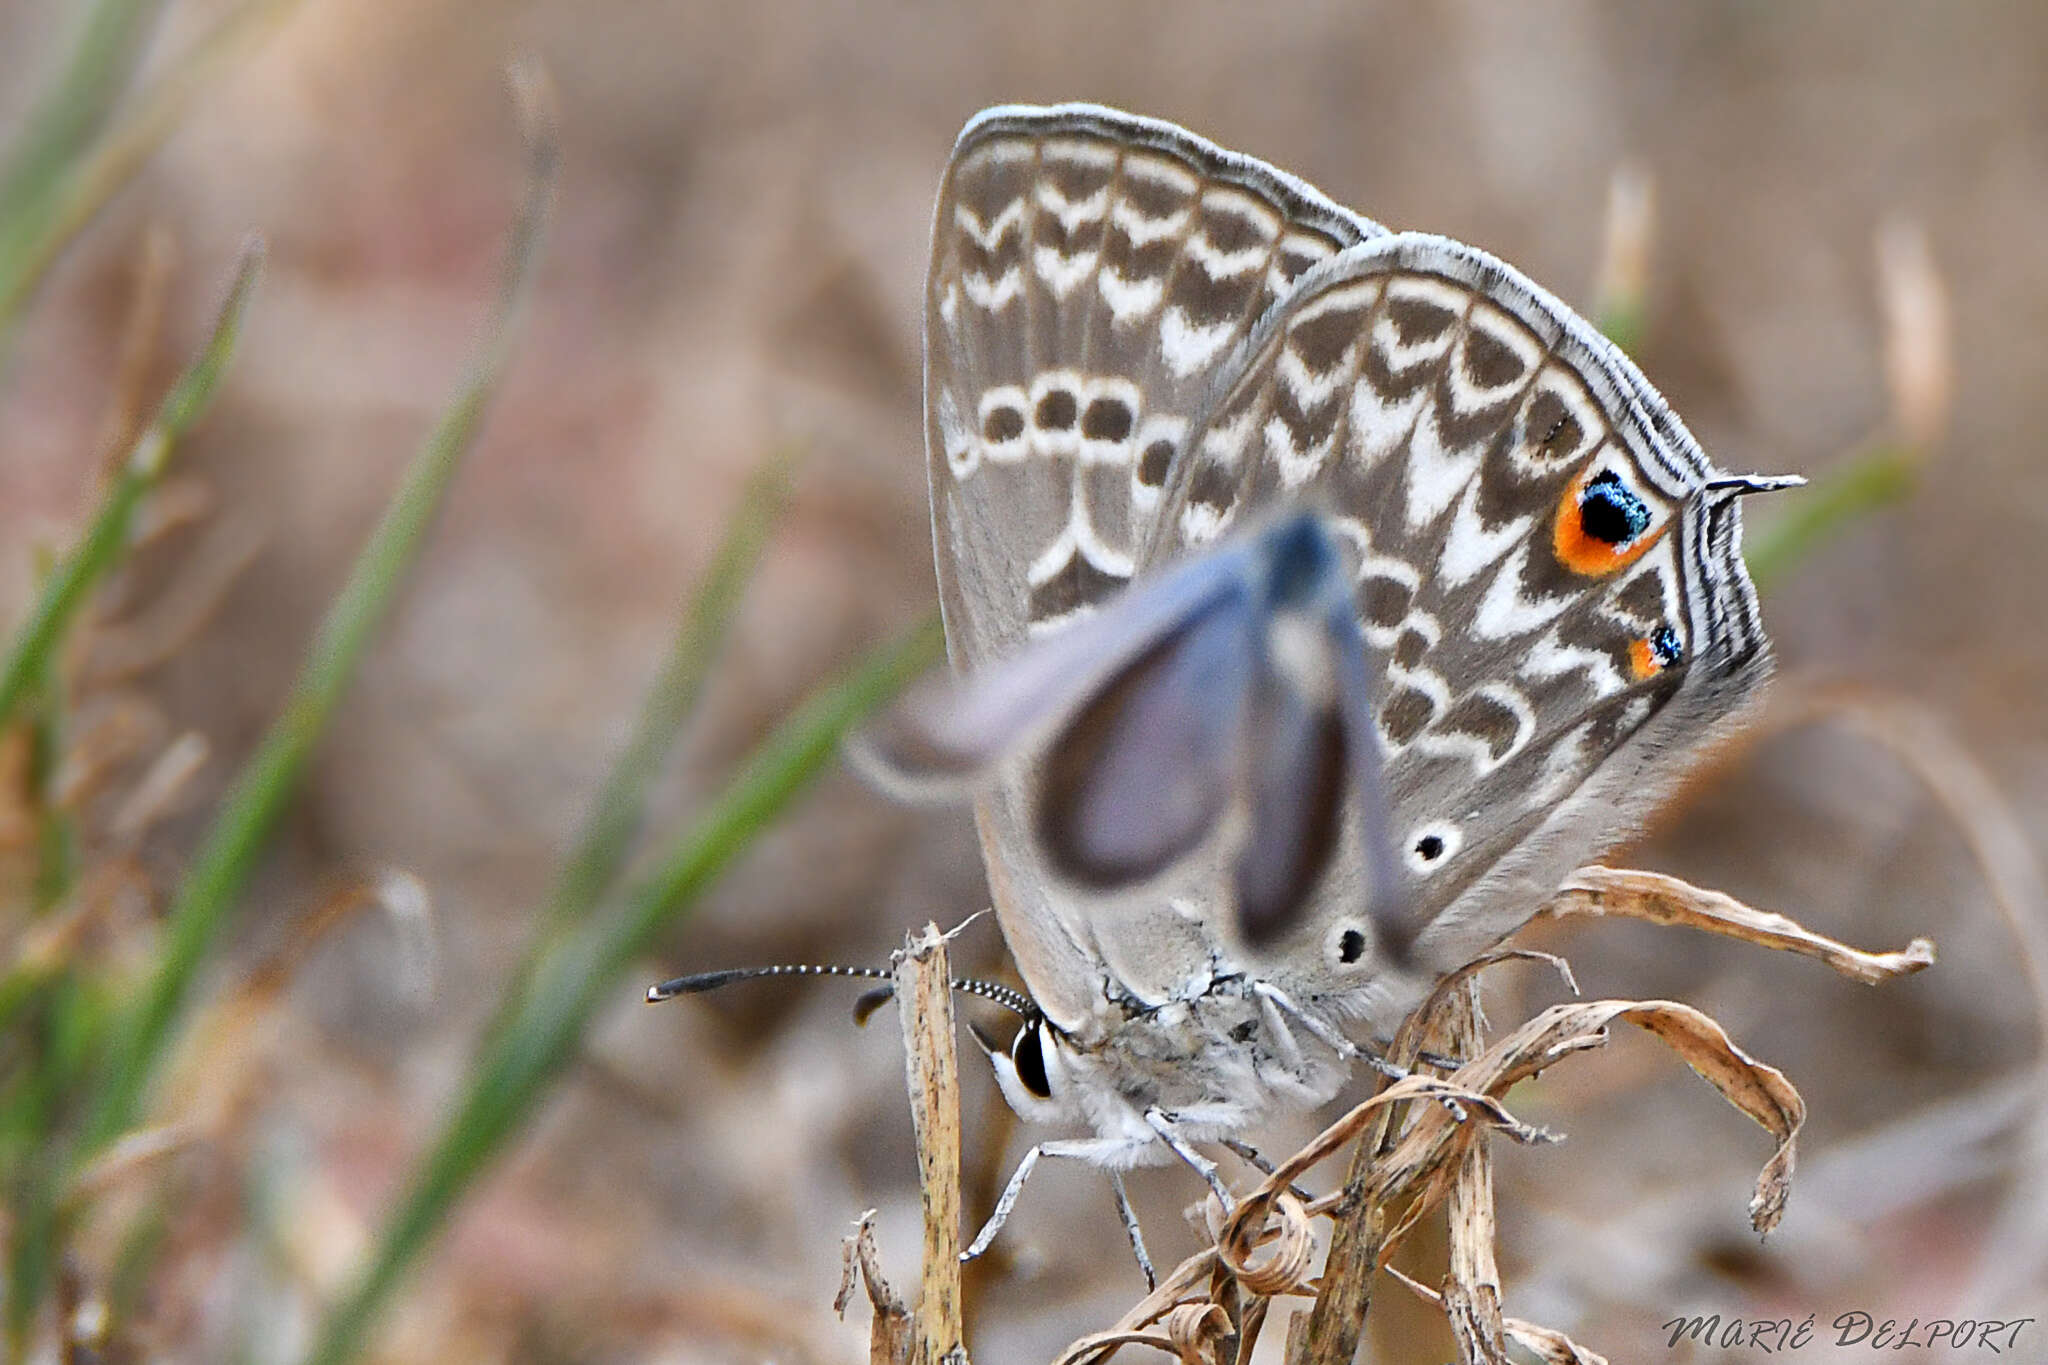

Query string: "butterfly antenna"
[[1705, 472, 1806, 497], [644, 962, 1035, 1019]]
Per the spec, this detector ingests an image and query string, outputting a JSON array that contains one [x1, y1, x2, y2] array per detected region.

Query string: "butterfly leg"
[[1221, 1139, 1317, 1204], [1254, 982, 1408, 1081], [1107, 1171, 1156, 1290], [1143, 1108, 1233, 1214], [962, 1137, 1126, 1263]]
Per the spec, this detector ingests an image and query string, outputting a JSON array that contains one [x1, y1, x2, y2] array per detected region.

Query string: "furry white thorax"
[[985, 953, 1426, 1168]]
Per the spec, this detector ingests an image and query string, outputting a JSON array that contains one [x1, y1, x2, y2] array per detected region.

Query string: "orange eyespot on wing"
[[1553, 466, 1663, 577], [1628, 625, 1686, 681]]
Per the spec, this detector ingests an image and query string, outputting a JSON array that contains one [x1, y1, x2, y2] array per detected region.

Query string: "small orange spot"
[[1552, 466, 1663, 577], [1628, 637, 1661, 681]]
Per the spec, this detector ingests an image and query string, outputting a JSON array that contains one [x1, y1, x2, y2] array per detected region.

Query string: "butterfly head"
[[972, 1014, 1074, 1127]]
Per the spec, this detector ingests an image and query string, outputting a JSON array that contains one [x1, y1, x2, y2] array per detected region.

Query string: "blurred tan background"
[[2, 1, 2045, 1360]]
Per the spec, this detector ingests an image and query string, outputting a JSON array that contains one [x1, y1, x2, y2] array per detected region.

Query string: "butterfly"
[[857, 102, 1797, 1269]]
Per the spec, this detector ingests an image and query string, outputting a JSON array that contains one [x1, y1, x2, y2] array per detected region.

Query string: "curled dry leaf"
[[1545, 865, 1935, 985], [1457, 998, 1805, 1233], [1218, 1191, 1316, 1298], [1162, 1301, 1232, 1365]]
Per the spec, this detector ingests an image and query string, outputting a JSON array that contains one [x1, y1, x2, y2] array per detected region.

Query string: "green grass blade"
[[4, 970, 109, 1353], [19, 548, 77, 915], [538, 447, 799, 934], [76, 77, 559, 1158], [1743, 443, 1919, 593], [301, 616, 944, 1365], [27, 641, 75, 917], [489, 445, 801, 1035], [0, 0, 160, 226], [0, 0, 301, 348], [0, 240, 262, 730]]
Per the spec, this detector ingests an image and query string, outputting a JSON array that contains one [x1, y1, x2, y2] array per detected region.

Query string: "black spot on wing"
[[1138, 438, 1175, 487], [1435, 692, 1524, 763], [1027, 552, 1130, 624], [984, 404, 1026, 443], [1579, 471, 1650, 545], [1035, 388, 1078, 432], [1082, 396, 1134, 442], [1380, 687, 1436, 745]]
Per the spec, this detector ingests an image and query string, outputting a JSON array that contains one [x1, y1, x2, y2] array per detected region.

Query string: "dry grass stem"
[[67, 1122, 197, 1203], [1874, 216, 1953, 451], [895, 922, 968, 1365], [94, 226, 177, 476], [104, 730, 208, 842], [1383, 1266, 1610, 1365], [1439, 981, 1506, 1365], [1760, 690, 2048, 1312], [79, 517, 267, 683], [998, 863, 1929, 1365], [838, 1210, 915, 1365]]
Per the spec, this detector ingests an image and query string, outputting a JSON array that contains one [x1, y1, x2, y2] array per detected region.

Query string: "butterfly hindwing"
[[1146, 233, 1773, 970]]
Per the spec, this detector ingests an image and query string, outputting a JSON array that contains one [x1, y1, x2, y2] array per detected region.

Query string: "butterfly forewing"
[[925, 105, 1385, 667]]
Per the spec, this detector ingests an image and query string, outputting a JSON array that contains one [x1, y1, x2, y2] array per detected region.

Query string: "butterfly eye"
[[1011, 1023, 1053, 1099]]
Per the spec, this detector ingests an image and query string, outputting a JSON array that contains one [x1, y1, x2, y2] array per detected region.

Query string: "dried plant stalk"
[[1545, 865, 1935, 984], [895, 923, 968, 1365], [838, 1211, 915, 1365], [1385, 1266, 1611, 1365], [994, 869, 1931, 1364], [1439, 980, 1507, 1365]]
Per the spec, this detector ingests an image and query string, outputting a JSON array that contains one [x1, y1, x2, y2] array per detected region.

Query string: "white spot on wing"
[[1348, 382, 1428, 471], [1402, 402, 1483, 529], [964, 267, 1023, 312], [1179, 501, 1232, 545], [1185, 235, 1271, 281], [1521, 632, 1625, 698], [1437, 479, 1530, 587], [1160, 307, 1238, 378], [1033, 181, 1111, 233], [1266, 414, 1332, 488], [937, 388, 977, 479], [953, 199, 1025, 253], [1110, 200, 1192, 249], [1099, 267, 1165, 323], [1034, 244, 1100, 298], [1121, 152, 1200, 199], [1474, 545, 1575, 639]]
